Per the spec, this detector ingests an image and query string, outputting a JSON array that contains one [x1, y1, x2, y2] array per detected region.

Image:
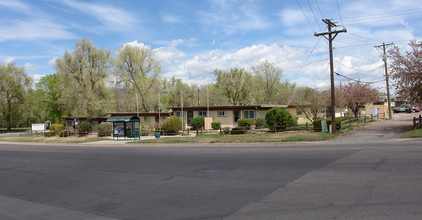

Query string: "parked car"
[[393, 104, 412, 113], [412, 106, 421, 112]]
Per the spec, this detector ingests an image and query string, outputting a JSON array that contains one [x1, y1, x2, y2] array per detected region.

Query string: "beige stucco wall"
[[364, 105, 389, 118]]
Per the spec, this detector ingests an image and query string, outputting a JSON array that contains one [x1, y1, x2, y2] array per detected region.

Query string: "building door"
[[233, 110, 240, 125], [187, 111, 194, 125]]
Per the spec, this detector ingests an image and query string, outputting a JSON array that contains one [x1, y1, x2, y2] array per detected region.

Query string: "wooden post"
[[413, 117, 416, 129], [349, 119, 351, 127], [219, 126, 222, 135], [306, 122, 308, 132]]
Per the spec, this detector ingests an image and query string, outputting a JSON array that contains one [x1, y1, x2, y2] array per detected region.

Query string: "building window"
[[175, 111, 184, 118], [66, 120, 73, 127], [198, 111, 207, 117], [296, 109, 302, 115], [243, 110, 255, 119], [218, 111, 226, 117], [320, 108, 326, 113]]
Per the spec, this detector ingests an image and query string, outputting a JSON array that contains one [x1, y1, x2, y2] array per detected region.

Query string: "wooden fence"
[[413, 115, 422, 129]]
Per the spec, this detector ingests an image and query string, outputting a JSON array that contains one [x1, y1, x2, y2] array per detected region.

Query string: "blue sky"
[[1, 0, 422, 92]]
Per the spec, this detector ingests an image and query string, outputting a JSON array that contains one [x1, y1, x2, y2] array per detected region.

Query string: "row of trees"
[[1, 39, 420, 131]]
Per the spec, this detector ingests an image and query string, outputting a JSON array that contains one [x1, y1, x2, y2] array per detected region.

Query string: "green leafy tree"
[[251, 60, 283, 104], [295, 87, 325, 123], [55, 38, 112, 116], [114, 43, 161, 112], [265, 107, 294, 131], [35, 74, 68, 123], [214, 68, 252, 105], [0, 63, 32, 131]]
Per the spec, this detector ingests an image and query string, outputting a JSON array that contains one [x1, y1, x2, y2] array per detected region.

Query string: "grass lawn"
[[401, 127, 422, 138], [0, 134, 109, 143], [134, 132, 337, 144]]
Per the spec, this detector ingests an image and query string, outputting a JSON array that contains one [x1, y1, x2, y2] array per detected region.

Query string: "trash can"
[[155, 132, 161, 138], [321, 120, 328, 133]]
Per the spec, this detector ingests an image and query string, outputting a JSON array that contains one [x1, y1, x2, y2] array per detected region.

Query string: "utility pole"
[[374, 42, 394, 120], [314, 19, 346, 133]]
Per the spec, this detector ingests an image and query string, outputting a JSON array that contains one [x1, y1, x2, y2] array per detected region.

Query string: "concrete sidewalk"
[[81, 133, 196, 145]]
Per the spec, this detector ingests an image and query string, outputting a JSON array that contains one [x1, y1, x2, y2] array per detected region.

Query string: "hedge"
[[237, 119, 254, 129], [211, 122, 221, 130]]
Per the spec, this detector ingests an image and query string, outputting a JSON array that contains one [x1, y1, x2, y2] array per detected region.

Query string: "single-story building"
[[168, 105, 294, 129], [63, 116, 109, 133], [107, 112, 171, 128]]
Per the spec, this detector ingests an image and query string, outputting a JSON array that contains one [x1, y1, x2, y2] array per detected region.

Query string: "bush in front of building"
[[78, 121, 92, 135], [59, 130, 70, 137], [237, 119, 254, 130], [162, 116, 183, 134], [265, 107, 294, 131], [50, 124, 64, 135], [190, 117, 204, 130], [230, 127, 246, 134], [98, 123, 112, 137], [255, 117, 266, 128], [211, 122, 221, 130], [223, 126, 230, 134], [141, 120, 154, 136], [313, 118, 341, 132]]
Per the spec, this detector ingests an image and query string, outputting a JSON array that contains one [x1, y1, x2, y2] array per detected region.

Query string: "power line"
[[307, 0, 323, 31], [336, 0, 344, 25], [297, 36, 323, 73], [314, 0, 324, 18], [284, 58, 328, 71], [335, 72, 384, 84], [334, 60, 384, 74], [296, 0, 315, 33]]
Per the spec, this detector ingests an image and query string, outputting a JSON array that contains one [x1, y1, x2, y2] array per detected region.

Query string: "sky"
[[1, 0, 422, 93]]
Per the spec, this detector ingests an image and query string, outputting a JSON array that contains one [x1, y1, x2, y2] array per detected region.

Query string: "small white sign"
[[32, 123, 45, 131]]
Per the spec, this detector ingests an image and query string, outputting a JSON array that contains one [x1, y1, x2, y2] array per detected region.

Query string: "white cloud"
[[2, 56, 14, 64], [24, 62, 36, 72], [162, 43, 307, 85], [31, 74, 45, 84], [48, 56, 60, 66], [280, 9, 306, 26], [0, 19, 77, 42], [198, 0, 272, 34], [0, 0, 29, 11], [162, 14, 181, 23], [62, 0, 138, 31]]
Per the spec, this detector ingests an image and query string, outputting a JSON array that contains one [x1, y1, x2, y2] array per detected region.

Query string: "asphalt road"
[[0, 113, 421, 219]]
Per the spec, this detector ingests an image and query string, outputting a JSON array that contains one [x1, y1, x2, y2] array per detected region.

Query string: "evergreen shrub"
[[237, 119, 254, 129], [162, 116, 183, 134], [190, 117, 204, 130], [211, 122, 221, 130]]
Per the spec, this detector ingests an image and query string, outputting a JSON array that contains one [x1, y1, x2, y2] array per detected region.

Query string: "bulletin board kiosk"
[[106, 116, 141, 141]]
